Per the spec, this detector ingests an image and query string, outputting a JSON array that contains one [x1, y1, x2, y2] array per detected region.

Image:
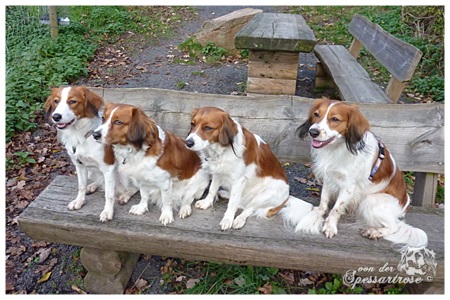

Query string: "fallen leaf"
[[135, 278, 148, 290], [298, 278, 314, 286], [37, 271, 51, 283], [37, 247, 52, 263], [258, 282, 273, 294], [234, 276, 246, 287], [175, 275, 186, 282], [186, 278, 200, 289]]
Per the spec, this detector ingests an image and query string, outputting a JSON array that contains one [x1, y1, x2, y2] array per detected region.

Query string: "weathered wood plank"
[[247, 77, 297, 95], [19, 175, 445, 283], [248, 51, 298, 79], [348, 13, 422, 82], [386, 77, 406, 103], [314, 44, 392, 103], [234, 13, 316, 52], [90, 87, 444, 174], [412, 173, 439, 208]]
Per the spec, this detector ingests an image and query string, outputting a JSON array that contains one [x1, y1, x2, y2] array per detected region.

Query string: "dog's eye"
[[331, 117, 340, 122], [101, 116, 105, 122], [314, 111, 320, 117], [69, 99, 77, 105], [204, 126, 213, 131], [114, 120, 123, 125], [190, 122, 195, 127], [54, 99, 59, 104]]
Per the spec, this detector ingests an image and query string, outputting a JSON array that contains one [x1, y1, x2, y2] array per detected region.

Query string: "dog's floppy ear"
[[44, 88, 58, 121], [345, 105, 370, 154], [218, 112, 237, 147], [83, 87, 104, 118], [127, 107, 148, 149]]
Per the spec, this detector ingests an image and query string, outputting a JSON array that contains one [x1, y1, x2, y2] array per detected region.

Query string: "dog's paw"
[[86, 183, 99, 195], [361, 228, 383, 240], [99, 208, 113, 222], [159, 211, 174, 225], [195, 199, 212, 210], [232, 215, 247, 229], [322, 219, 338, 238], [220, 217, 234, 231], [179, 205, 192, 219], [129, 204, 148, 215], [118, 194, 131, 205], [68, 198, 84, 210], [217, 189, 230, 199]]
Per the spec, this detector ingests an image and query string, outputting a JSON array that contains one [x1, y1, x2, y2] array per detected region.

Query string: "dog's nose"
[[185, 139, 195, 148], [92, 131, 102, 140], [309, 128, 320, 138], [52, 113, 62, 122]]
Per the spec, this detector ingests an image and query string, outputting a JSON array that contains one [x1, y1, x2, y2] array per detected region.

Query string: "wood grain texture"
[[247, 77, 297, 95], [314, 44, 393, 104], [234, 13, 316, 52], [349, 14, 422, 81], [18, 175, 444, 283], [90, 87, 444, 174], [248, 51, 299, 79]]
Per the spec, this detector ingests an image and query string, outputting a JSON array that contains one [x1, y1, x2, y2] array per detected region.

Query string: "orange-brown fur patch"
[[156, 131, 202, 180], [242, 128, 287, 182], [370, 147, 409, 208]]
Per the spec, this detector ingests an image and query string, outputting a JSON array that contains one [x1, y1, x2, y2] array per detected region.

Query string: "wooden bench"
[[234, 13, 316, 95], [314, 13, 422, 104], [18, 88, 444, 294], [314, 14, 441, 208]]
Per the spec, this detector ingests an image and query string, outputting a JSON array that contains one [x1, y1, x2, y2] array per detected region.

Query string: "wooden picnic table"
[[235, 13, 316, 95]]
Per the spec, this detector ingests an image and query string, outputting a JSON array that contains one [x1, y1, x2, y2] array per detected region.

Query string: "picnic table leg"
[[80, 247, 140, 294], [412, 172, 438, 208]]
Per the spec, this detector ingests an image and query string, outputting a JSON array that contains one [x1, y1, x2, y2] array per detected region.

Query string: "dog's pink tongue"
[[311, 139, 323, 148]]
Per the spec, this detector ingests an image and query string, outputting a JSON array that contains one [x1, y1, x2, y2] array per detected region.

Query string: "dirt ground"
[[5, 6, 374, 295]]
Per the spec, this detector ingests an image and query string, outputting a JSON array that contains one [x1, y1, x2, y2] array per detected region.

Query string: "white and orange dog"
[[185, 107, 312, 230], [282, 98, 427, 249], [44, 86, 136, 221], [93, 103, 209, 225]]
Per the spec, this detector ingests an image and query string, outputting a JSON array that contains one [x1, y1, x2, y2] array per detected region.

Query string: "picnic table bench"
[[234, 13, 316, 95], [18, 88, 444, 294]]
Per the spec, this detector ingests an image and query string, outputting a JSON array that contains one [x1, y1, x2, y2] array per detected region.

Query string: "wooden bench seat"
[[18, 88, 444, 294], [19, 175, 445, 294], [315, 44, 392, 103]]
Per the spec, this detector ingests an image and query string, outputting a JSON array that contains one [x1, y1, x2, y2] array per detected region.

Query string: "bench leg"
[[315, 62, 334, 88], [412, 172, 438, 208], [80, 247, 140, 294]]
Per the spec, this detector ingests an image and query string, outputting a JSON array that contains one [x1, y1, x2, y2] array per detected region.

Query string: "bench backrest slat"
[[91, 87, 444, 174], [348, 13, 422, 82]]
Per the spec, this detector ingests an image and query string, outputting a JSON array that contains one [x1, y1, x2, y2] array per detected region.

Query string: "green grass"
[[183, 263, 286, 294]]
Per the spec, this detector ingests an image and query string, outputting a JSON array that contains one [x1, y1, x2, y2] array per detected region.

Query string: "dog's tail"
[[383, 222, 428, 252], [279, 196, 314, 230], [359, 194, 428, 251]]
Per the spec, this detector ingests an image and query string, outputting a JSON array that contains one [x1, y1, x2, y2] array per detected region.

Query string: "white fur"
[[186, 119, 304, 230], [51, 87, 136, 222], [282, 104, 427, 250], [98, 108, 209, 225]]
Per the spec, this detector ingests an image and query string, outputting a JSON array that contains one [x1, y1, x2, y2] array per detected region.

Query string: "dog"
[[44, 86, 136, 221], [93, 103, 209, 225], [281, 98, 428, 250], [185, 106, 312, 230]]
